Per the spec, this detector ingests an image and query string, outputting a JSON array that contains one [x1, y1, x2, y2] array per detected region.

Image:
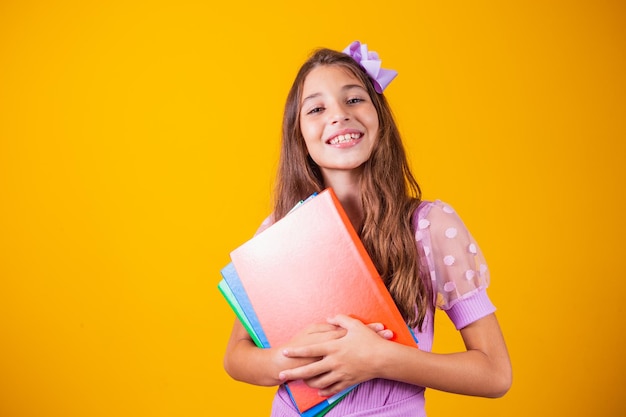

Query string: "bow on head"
[[342, 41, 398, 94]]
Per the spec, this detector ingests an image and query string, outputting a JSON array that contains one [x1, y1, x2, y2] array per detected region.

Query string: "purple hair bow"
[[342, 41, 398, 94]]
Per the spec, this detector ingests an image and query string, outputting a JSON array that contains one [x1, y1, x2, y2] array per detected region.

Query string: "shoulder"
[[413, 199, 481, 266], [414, 199, 465, 237], [414, 199, 493, 317], [414, 199, 456, 218]]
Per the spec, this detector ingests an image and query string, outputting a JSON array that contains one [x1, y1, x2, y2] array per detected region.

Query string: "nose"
[[331, 116, 349, 125], [330, 107, 350, 125]]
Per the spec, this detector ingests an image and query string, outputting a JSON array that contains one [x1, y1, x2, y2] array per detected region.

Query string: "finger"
[[282, 343, 328, 359], [318, 381, 352, 397], [367, 323, 394, 339], [377, 329, 394, 339], [304, 371, 339, 390], [366, 322, 384, 332], [327, 314, 362, 330], [289, 325, 346, 350], [304, 323, 341, 334], [298, 328, 346, 346], [279, 360, 329, 382]]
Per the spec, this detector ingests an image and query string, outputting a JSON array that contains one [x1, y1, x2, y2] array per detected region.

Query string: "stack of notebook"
[[218, 188, 418, 417]]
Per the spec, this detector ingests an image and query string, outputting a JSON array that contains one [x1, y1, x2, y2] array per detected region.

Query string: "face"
[[299, 65, 379, 180]]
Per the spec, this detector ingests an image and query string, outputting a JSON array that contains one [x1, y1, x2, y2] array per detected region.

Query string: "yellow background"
[[1, 1, 624, 416]]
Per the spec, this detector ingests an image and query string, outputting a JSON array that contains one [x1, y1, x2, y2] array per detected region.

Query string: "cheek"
[[299, 118, 310, 140], [300, 121, 320, 149], [363, 107, 380, 137], [369, 119, 380, 144], [303, 138, 321, 161], [370, 112, 380, 132]]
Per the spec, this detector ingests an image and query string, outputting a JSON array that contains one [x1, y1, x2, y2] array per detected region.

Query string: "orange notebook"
[[227, 188, 418, 414]]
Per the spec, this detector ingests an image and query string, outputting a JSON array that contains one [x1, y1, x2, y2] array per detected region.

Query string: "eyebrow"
[[301, 84, 367, 105]]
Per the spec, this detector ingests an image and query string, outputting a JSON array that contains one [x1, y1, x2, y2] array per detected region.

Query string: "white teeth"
[[329, 133, 360, 145]]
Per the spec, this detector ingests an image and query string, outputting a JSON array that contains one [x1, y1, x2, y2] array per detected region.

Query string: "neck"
[[321, 169, 363, 231]]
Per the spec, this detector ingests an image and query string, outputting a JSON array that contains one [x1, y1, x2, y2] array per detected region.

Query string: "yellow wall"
[[1, 1, 624, 416]]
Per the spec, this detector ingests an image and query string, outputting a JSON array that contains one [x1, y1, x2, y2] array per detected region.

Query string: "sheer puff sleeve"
[[414, 200, 496, 329]]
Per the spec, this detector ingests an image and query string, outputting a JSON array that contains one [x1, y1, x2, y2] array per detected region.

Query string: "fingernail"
[[278, 372, 286, 381]]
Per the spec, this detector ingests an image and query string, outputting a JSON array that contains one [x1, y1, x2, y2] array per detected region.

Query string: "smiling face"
[[299, 65, 380, 182]]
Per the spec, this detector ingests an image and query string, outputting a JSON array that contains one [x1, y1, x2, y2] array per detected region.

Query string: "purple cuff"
[[446, 291, 496, 330]]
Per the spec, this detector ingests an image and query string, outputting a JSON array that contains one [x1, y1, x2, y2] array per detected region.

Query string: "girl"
[[223, 41, 512, 416]]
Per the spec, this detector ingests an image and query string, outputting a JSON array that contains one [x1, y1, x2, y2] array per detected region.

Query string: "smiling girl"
[[223, 41, 512, 416]]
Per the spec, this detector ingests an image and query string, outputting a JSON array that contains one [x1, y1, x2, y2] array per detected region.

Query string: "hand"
[[272, 322, 346, 377], [279, 314, 392, 396], [367, 322, 394, 340]]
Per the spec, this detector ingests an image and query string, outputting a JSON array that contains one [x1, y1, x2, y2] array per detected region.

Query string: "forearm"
[[375, 314, 511, 398], [223, 319, 346, 387], [223, 337, 283, 386], [223, 319, 283, 386], [375, 344, 510, 397]]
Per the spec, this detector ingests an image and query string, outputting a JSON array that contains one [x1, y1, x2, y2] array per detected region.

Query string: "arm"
[[223, 319, 282, 386], [279, 313, 512, 398], [379, 313, 511, 397], [223, 318, 394, 386], [279, 202, 512, 396], [223, 319, 343, 386]]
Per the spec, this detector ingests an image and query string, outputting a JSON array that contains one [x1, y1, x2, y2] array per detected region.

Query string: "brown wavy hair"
[[273, 47, 431, 329]]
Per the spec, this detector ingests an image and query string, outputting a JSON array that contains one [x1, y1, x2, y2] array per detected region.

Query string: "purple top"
[[268, 200, 496, 416]]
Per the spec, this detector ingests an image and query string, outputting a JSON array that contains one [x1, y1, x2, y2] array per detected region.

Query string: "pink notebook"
[[228, 188, 418, 414]]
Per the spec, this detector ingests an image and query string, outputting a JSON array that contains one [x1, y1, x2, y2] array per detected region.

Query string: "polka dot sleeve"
[[415, 200, 496, 329]]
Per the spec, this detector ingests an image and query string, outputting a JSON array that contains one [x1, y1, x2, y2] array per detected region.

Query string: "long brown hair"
[[273, 47, 431, 329]]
